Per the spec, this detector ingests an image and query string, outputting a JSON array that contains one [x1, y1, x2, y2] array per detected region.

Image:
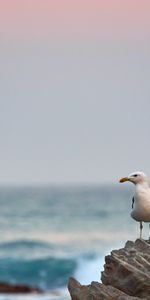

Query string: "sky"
[[0, 0, 150, 184]]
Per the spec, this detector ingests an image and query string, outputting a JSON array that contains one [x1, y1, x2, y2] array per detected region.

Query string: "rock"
[[102, 239, 150, 299], [68, 277, 142, 300], [68, 239, 150, 300], [0, 282, 42, 294]]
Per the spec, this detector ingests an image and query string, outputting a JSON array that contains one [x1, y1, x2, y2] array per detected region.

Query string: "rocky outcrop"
[[68, 239, 150, 300], [0, 282, 42, 294], [68, 277, 142, 300], [102, 239, 150, 299]]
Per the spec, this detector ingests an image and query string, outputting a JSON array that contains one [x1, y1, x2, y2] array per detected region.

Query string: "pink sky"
[[0, 0, 150, 38]]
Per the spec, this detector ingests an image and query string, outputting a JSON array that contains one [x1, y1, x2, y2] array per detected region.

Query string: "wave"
[[0, 240, 76, 290], [0, 240, 52, 251], [0, 240, 105, 290], [0, 256, 77, 290]]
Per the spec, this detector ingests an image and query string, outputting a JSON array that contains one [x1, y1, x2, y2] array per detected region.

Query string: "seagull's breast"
[[131, 188, 150, 222]]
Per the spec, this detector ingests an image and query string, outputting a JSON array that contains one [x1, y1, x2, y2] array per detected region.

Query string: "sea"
[[0, 184, 148, 300]]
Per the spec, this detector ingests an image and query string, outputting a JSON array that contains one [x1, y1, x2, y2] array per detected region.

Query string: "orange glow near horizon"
[[0, 0, 150, 39]]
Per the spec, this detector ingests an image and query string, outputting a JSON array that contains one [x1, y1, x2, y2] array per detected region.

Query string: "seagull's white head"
[[119, 171, 148, 185]]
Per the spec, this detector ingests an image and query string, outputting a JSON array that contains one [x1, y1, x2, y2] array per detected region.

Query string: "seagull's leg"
[[149, 224, 150, 241], [140, 221, 143, 239]]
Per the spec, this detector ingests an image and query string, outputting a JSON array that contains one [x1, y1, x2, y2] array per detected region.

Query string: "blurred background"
[[0, 0, 150, 299]]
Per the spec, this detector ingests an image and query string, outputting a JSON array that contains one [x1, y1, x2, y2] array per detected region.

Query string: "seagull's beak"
[[119, 177, 129, 183]]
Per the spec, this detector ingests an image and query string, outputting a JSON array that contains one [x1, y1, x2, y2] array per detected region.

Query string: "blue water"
[[0, 184, 145, 299]]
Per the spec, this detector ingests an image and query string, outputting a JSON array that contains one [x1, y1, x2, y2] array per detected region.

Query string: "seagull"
[[119, 171, 150, 239]]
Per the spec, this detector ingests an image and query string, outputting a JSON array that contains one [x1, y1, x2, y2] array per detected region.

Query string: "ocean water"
[[0, 184, 147, 299]]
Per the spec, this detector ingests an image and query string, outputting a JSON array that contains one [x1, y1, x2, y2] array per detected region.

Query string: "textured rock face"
[[68, 239, 150, 300], [68, 277, 142, 300], [102, 239, 150, 299]]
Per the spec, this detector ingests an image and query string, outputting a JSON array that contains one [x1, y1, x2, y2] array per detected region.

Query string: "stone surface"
[[102, 239, 150, 299], [68, 277, 142, 300], [68, 239, 150, 300]]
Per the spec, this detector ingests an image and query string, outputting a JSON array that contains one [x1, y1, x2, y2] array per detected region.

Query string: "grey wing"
[[132, 197, 134, 209]]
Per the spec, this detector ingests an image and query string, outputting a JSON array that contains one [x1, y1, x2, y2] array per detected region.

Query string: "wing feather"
[[132, 197, 134, 209]]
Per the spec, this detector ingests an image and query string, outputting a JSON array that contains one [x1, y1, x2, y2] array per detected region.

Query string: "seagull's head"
[[119, 171, 148, 185]]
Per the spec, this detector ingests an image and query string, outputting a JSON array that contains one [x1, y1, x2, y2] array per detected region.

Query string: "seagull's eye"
[[133, 174, 138, 177]]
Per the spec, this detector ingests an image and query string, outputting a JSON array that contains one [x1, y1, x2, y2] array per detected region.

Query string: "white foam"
[[0, 291, 70, 300], [74, 256, 105, 285]]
